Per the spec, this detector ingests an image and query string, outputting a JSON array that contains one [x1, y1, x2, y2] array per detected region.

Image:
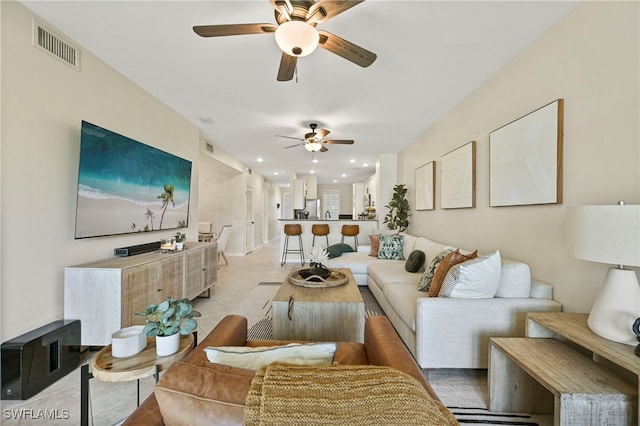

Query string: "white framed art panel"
[[415, 161, 435, 211], [441, 141, 476, 209]]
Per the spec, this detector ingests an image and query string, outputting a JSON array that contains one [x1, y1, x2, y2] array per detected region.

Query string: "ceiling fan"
[[193, 0, 377, 81], [277, 123, 355, 152]]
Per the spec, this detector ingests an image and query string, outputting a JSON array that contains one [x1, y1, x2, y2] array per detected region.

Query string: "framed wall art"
[[489, 99, 563, 207], [415, 161, 435, 211], [441, 141, 476, 209]]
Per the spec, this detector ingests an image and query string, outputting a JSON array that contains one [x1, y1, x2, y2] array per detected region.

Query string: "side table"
[[81, 333, 195, 426]]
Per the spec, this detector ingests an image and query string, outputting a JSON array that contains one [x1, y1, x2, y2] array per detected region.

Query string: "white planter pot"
[[155, 332, 180, 356], [175, 242, 184, 251]]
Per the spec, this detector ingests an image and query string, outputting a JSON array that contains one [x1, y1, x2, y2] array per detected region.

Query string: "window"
[[322, 190, 340, 219]]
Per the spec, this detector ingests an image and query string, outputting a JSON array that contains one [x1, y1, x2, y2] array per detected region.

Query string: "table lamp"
[[566, 202, 640, 346]]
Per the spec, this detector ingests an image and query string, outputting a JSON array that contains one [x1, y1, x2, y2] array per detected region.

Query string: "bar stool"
[[281, 224, 304, 266], [311, 224, 330, 248], [341, 224, 360, 250]]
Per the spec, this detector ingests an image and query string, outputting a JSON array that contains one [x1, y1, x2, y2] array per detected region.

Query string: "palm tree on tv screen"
[[157, 184, 175, 230]]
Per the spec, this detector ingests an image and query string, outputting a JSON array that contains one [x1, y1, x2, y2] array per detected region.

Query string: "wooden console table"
[[489, 312, 638, 425]]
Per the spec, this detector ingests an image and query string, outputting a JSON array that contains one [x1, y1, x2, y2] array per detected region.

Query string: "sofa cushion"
[[325, 252, 389, 275], [402, 234, 418, 260], [327, 247, 342, 259], [429, 250, 478, 297], [496, 259, 531, 298], [368, 262, 419, 290], [378, 234, 404, 260], [369, 234, 380, 257], [383, 283, 424, 332], [204, 342, 337, 370], [405, 250, 426, 273], [417, 248, 453, 292], [439, 250, 502, 298]]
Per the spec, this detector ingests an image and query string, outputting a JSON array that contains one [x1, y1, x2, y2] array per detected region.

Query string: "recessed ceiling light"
[[257, 158, 263, 162], [312, 158, 318, 163], [363, 163, 368, 167], [333, 179, 338, 183], [273, 172, 279, 175], [310, 170, 315, 174], [349, 159, 356, 163], [341, 174, 347, 178]]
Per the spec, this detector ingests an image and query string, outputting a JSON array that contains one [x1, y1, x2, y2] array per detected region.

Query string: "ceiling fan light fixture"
[[305, 142, 323, 152], [275, 21, 319, 57]]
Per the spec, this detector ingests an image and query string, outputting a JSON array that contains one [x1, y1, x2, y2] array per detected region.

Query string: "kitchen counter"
[[279, 219, 378, 264]]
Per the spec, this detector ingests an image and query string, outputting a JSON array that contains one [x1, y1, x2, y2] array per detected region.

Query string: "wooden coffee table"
[[272, 268, 365, 343]]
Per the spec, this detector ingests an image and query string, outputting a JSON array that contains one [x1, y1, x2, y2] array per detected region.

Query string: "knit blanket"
[[244, 363, 459, 426]]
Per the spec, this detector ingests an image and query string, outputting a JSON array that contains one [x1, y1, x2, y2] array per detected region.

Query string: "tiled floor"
[[1, 240, 490, 425]]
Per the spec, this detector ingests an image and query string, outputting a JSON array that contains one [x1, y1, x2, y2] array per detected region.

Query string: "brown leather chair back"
[[284, 224, 302, 236], [341, 224, 359, 237], [311, 224, 330, 236]]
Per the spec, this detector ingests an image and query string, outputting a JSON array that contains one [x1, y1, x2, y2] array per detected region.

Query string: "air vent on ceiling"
[[33, 20, 80, 71], [206, 142, 214, 154]]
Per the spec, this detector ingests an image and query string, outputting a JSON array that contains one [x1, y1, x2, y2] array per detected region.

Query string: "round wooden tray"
[[288, 268, 348, 288]]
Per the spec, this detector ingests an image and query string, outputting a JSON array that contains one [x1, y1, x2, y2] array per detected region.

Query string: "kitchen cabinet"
[[293, 179, 306, 209]]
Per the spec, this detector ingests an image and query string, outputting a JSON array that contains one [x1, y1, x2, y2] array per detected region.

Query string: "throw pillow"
[[405, 250, 426, 273], [495, 259, 531, 298], [369, 234, 380, 257], [204, 342, 337, 370], [417, 248, 453, 292], [377, 234, 404, 260], [327, 247, 342, 259], [428, 249, 478, 297], [327, 243, 354, 254], [439, 250, 502, 298]]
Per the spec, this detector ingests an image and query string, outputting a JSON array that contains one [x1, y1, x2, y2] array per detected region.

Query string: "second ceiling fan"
[[193, 0, 377, 81], [278, 123, 355, 152]]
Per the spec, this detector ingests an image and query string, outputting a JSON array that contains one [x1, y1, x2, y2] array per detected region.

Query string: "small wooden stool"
[[281, 224, 304, 266], [341, 224, 359, 250], [311, 224, 330, 248]]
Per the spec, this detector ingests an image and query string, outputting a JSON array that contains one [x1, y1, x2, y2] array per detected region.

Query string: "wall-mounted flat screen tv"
[[74, 121, 192, 239]]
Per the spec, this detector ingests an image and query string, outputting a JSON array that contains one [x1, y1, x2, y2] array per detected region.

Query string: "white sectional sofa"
[[325, 233, 562, 369]]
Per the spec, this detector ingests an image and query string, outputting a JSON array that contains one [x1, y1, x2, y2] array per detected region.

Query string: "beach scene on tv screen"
[[75, 121, 192, 239]]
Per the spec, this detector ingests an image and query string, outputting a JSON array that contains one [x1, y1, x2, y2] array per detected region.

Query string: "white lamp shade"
[[304, 142, 323, 152], [275, 21, 319, 57], [566, 204, 640, 267]]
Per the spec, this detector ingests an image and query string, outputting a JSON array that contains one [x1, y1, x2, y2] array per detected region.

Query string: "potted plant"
[[299, 246, 331, 281], [383, 184, 411, 233], [174, 232, 186, 251], [135, 297, 201, 356]]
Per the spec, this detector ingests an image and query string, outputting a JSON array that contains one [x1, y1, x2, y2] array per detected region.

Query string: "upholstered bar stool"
[[281, 224, 305, 266], [341, 224, 360, 250], [311, 224, 330, 248]]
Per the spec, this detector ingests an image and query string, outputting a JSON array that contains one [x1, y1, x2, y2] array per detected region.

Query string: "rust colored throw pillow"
[[369, 235, 380, 257], [428, 249, 478, 297]]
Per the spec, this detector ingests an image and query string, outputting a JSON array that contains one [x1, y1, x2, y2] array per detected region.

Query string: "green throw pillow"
[[327, 243, 354, 254], [405, 250, 426, 273], [377, 235, 404, 260], [418, 248, 453, 292], [327, 247, 342, 259]]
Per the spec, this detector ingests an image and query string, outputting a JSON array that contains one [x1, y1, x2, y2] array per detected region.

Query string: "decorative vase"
[[155, 332, 180, 356], [299, 265, 331, 281], [175, 242, 184, 251]]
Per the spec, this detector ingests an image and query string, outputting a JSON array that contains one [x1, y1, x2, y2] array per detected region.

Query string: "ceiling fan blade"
[[320, 145, 329, 152], [318, 30, 376, 67], [270, 0, 293, 20], [323, 139, 354, 144], [277, 53, 297, 81], [193, 23, 276, 37], [306, 0, 365, 24], [276, 135, 304, 141], [316, 128, 330, 138], [284, 143, 303, 149]]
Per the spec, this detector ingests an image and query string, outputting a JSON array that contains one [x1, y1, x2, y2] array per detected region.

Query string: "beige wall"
[[398, 2, 639, 313], [0, 2, 201, 340]]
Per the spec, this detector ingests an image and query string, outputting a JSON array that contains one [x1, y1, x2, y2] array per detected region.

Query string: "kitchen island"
[[278, 219, 378, 263]]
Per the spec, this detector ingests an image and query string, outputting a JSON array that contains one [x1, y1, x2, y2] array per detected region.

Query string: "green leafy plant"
[[383, 184, 411, 233], [135, 297, 201, 337], [174, 232, 186, 243]]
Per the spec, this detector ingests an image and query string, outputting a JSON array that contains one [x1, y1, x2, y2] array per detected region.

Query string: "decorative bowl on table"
[[111, 326, 147, 358], [298, 266, 331, 281]]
